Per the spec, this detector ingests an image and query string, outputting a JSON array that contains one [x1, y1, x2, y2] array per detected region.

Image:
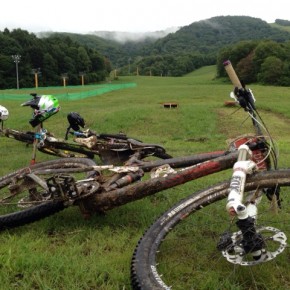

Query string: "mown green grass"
[[0, 66, 289, 289]]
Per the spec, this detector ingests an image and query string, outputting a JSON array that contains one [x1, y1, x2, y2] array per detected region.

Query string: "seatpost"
[[31, 122, 42, 165], [65, 125, 71, 140]]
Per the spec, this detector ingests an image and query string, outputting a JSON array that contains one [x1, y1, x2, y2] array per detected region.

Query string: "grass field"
[[0, 65, 289, 289]]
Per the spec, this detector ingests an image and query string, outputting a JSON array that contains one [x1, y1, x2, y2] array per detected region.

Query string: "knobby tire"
[[131, 169, 290, 290], [38, 141, 95, 159]]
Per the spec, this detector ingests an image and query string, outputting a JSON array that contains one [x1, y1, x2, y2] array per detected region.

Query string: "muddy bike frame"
[[0, 118, 174, 165], [81, 150, 239, 214]]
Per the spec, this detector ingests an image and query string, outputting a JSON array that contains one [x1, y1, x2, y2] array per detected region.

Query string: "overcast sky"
[[1, 0, 289, 34]]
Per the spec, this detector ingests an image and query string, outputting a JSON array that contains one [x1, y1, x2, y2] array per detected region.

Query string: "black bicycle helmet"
[[67, 112, 85, 131], [21, 93, 40, 109]]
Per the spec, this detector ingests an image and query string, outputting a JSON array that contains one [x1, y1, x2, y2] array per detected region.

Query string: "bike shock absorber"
[[106, 170, 144, 190]]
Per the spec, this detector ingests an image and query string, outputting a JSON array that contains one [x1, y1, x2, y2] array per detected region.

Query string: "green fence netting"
[[0, 83, 137, 101]]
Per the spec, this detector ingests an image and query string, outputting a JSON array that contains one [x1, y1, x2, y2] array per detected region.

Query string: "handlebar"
[[224, 60, 256, 112], [223, 60, 242, 89]]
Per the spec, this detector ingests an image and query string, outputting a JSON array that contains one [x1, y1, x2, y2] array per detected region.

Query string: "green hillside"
[[48, 16, 290, 77]]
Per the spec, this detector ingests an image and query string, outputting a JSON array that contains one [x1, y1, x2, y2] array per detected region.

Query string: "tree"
[[257, 56, 283, 85], [253, 40, 285, 72], [42, 53, 58, 86], [0, 54, 14, 88], [77, 47, 91, 72], [236, 51, 256, 84]]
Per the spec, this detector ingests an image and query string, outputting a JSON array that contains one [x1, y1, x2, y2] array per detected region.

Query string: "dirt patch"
[[216, 107, 290, 141], [186, 137, 209, 142]]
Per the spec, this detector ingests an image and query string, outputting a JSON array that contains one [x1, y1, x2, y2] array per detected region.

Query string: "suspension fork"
[[226, 145, 257, 217], [226, 145, 264, 256]]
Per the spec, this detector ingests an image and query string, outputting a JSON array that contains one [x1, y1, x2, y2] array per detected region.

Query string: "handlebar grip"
[[223, 60, 242, 89]]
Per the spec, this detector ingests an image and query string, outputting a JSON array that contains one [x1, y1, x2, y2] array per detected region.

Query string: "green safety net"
[[0, 83, 137, 101]]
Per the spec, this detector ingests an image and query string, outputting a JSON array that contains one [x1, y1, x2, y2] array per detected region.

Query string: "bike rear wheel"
[[131, 170, 290, 290], [0, 158, 96, 230]]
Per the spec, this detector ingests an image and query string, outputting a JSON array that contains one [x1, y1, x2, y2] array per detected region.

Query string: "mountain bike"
[[0, 102, 172, 164], [0, 145, 236, 229], [130, 61, 289, 289]]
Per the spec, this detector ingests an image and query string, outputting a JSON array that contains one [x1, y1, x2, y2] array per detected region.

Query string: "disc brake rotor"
[[222, 226, 287, 266]]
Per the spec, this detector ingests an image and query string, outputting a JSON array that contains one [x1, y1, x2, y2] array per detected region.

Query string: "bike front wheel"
[[2, 129, 95, 159], [39, 140, 95, 159], [131, 169, 290, 290], [2, 128, 34, 144], [0, 158, 97, 231]]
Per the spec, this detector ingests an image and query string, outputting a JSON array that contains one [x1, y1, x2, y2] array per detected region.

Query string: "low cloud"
[[91, 27, 180, 43]]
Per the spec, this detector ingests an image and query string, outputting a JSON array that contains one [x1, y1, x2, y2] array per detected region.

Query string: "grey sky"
[[1, 0, 289, 34]]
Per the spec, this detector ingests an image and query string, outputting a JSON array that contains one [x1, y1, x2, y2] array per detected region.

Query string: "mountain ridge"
[[39, 16, 290, 75]]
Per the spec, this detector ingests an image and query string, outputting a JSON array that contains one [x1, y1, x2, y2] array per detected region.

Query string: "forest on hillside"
[[217, 39, 290, 86], [0, 29, 111, 89], [1, 16, 290, 89], [132, 16, 290, 79], [50, 16, 290, 83]]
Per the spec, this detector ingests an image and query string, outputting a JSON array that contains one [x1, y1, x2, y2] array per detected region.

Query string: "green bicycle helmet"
[[22, 94, 60, 127]]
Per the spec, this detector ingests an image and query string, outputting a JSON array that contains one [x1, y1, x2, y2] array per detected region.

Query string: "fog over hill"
[[90, 26, 180, 42]]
